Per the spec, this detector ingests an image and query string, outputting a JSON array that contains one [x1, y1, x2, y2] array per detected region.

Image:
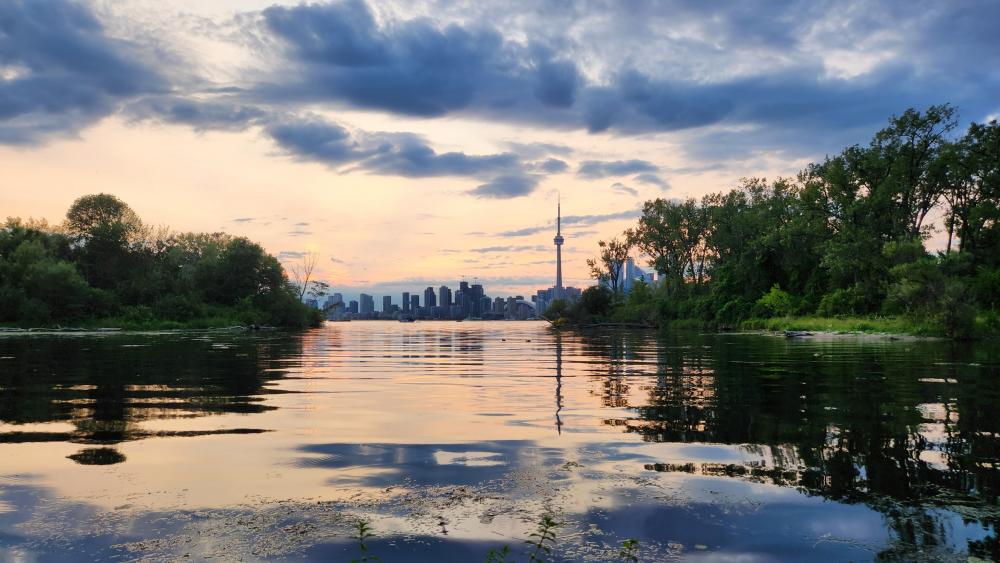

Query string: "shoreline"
[[548, 314, 997, 340]]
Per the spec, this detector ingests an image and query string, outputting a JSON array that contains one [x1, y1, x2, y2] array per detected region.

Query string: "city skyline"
[[316, 203, 580, 319]]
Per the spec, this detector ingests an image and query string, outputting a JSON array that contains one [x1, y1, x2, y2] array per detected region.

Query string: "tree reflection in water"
[[0, 332, 302, 455], [579, 329, 999, 561]]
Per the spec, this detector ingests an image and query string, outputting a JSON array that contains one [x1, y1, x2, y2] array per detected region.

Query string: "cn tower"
[[554, 196, 564, 299]]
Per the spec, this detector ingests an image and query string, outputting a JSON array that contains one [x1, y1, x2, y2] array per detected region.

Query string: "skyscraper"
[[360, 293, 374, 317], [382, 295, 392, 313], [439, 285, 452, 318], [402, 292, 410, 312], [424, 286, 437, 309], [554, 196, 564, 300], [410, 294, 419, 312]]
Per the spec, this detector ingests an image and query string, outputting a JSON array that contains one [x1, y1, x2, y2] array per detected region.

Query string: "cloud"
[[0, 0, 165, 144], [561, 209, 642, 226], [502, 142, 573, 159], [266, 118, 363, 165], [471, 245, 548, 253], [287, 230, 313, 236], [362, 133, 520, 177], [277, 250, 306, 260], [633, 173, 669, 189], [578, 159, 659, 179], [258, 0, 540, 116], [532, 158, 569, 174], [496, 208, 641, 237], [247, 0, 999, 160], [123, 96, 266, 132], [265, 116, 544, 196], [232, 217, 255, 223], [468, 174, 540, 198], [611, 182, 638, 197]]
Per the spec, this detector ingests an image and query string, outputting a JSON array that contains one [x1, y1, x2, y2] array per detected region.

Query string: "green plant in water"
[[350, 518, 379, 563], [525, 515, 559, 562], [485, 544, 512, 562], [618, 538, 640, 562]]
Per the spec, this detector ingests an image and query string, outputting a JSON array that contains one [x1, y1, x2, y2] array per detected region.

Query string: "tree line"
[[557, 105, 999, 338], [0, 194, 322, 328]]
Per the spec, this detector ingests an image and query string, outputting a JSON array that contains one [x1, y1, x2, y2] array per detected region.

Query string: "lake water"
[[1, 321, 998, 562]]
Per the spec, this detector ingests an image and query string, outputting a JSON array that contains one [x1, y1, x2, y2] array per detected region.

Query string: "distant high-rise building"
[[410, 294, 419, 311], [348, 300, 359, 315], [438, 285, 451, 308], [382, 295, 392, 313], [424, 287, 437, 309], [360, 294, 374, 316], [470, 284, 484, 317], [553, 196, 564, 300], [325, 293, 343, 311], [402, 292, 410, 312]]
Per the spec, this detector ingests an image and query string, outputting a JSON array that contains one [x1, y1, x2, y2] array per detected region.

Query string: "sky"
[[2, 0, 998, 302]]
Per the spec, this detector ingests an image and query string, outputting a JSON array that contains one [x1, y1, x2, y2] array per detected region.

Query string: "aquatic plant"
[[350, 518, 379, 563], [618, 538, 640, 562], [485, 544, 512, 562], [525, 515, 559, 562]]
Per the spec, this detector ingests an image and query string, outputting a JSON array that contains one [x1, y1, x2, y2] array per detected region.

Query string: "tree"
[[635, 198, 711, 291], [587, 232, 633, 297], [944, 120, 1000, 259], [65, 193, 144, 244], [287, 251, 321, 301]]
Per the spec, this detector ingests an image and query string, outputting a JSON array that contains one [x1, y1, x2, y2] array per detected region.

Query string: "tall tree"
[[587, 233, 633, 297], [287, 251, 320, 301]]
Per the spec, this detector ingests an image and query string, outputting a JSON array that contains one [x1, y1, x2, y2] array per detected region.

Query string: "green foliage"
[[618, 538, 640, 562], [753, 285, 796, 318], [571, 106, 999, 339], [485, 544, 512, 562], [525, 515, 559, 562], [543, 299, 568, 321], [0, 196, 320, 329], [350, 519, 379, 563]]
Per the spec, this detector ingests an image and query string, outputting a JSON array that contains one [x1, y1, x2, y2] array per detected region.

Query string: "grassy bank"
[[737, 315, 938, 336], [738, 314, 1000, 339]]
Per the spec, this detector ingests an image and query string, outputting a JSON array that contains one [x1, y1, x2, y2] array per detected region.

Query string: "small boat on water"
[[399, 317, 416, 323]]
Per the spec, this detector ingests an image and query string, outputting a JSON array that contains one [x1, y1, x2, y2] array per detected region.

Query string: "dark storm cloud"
[[265, 116, 542, 195], [362, 133, 520, 178], [249, 0, 999, 159], [468, 174, 540, 198], [0, 0, 165, 144], [577, 159, 659, 179], [10, 0, 1000, 173], [124, 96, 267, 132], [259, 0, 548, 116], [532, 158, 569, 173]]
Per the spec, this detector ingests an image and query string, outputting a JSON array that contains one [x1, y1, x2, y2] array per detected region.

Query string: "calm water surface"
[[0, 321, 998, 561]]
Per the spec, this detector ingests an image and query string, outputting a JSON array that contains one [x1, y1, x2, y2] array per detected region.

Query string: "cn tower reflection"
[[555, 332, 563, 435]]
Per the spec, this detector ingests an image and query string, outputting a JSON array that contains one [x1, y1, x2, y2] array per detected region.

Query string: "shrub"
[[753, 285, 796, 318], [817, 286, 868, 316]]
